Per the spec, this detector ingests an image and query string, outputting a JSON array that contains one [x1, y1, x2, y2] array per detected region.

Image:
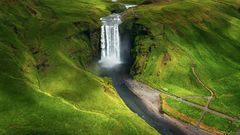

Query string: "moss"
[[124, 0, 240, 132], [0, 0, 159, 134], [108, 3, 126, 13]]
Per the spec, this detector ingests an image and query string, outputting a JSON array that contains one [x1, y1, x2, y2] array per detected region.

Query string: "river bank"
[[99, 2, 209, 134], [124, 79, 211, 135]]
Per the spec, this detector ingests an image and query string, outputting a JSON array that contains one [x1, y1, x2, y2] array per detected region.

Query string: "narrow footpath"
[[192, 65, 214, 127], [125, 79, 211, 135], [124, 78, 240, 134]]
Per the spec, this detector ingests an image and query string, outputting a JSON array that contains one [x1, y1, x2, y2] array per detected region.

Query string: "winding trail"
[[125, 78, 239, 122], [192, 64, 215, 97], [99, 1, 239, 134], [191, 64, 215, 127], [125, 79, 211, 135]]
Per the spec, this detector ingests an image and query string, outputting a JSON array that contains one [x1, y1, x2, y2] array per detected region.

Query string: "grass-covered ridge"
[[0, 0, 159, 134], [122, 0, 240, 133]]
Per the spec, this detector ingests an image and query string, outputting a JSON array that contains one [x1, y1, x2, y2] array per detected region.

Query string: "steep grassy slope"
[[122, 0, 240, 133], [0, 0, 158, 134]]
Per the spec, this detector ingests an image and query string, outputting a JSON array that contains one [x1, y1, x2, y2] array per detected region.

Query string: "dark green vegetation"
[[202, 112, 238, 133], [0, 0, 159, 134], [164, 97, 202, 120], [122, 0, 240, 133], [161, 94, 238, 134]]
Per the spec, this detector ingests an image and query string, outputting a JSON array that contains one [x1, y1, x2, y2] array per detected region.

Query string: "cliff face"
[[0, 1, 159, 135]]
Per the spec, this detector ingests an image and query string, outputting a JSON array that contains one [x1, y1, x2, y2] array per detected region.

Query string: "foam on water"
[[124, 4, 137, 9]]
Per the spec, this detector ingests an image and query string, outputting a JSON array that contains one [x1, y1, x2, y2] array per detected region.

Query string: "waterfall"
[[124, 4, 137, 9], [99, 13, 122, 67]]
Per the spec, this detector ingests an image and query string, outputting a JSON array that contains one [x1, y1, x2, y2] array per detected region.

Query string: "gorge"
[[0, 0, 239, 135], [99, 2, 207, 135]]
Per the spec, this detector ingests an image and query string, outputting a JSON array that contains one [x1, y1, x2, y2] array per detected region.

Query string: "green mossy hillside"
[[122, 0, 240, 133], [0, 0, 158, 134]]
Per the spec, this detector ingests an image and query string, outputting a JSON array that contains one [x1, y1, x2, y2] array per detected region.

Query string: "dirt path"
[[125, 79, 211, 135], [125, 78, 239, 122], [192, 65, 214, 97], [191, 65, 215, 127]]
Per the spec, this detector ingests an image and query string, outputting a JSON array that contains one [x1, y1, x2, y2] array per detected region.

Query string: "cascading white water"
[[99, 13, 122, 67], [124, 4, 137, 9]]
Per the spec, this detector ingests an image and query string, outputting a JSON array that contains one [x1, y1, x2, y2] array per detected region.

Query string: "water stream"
[[99, 2, 186, 135]]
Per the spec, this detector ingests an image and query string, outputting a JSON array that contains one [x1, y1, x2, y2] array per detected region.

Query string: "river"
[[99, 16, 187, 134]]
